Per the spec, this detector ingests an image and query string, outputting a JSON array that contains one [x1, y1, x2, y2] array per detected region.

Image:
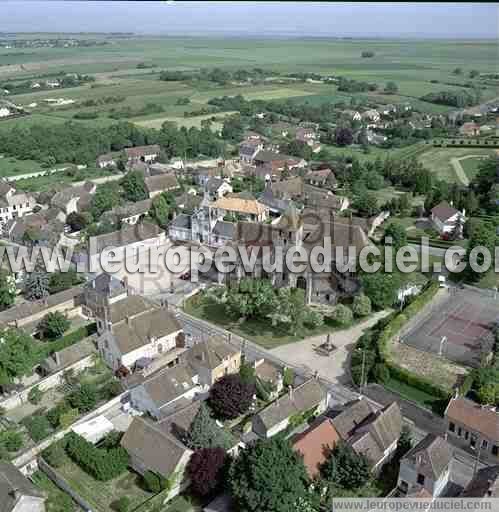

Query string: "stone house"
[[82, 273, 128, 320], [397, 434, 453, 497], [304, 168, 337, 189], [97, 300, 183, 372], [459, 122, 481, 137], [252, 378, 329, 439], [96, 153, 116, 168], [105, 199, 152, 226], [186, 337, 241, 387], [0, 286, 83, 332], [239, 141, 263, 164], [0, 461, 46, 512], [444, 397, 499, 463], [461, 465, 499, 497], [121, 417, 191, 502], [331, 399, 402, 472], [125, 144, 161, 164], [144, 174, 180, 198], [204, 177, 233, 201], [129, 364, 202, 419]]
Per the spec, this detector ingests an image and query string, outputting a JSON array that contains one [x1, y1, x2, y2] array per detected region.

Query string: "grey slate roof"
[[110, 199, 152, 218], [431, 201, 459, 223], [121, 417, 189, 477], [140, 364, 198, 411], [187, 337, 239, 371], [85, 273, 127, 299], [331, 399, 377, 439], [144, 174, 179, 193], [111, 308, 182, 355], [169, 213, 192, 230], [255, 378, 327, 431], [0, 286, 82, 326], [40, 337, 97, 374], [205, 177, 225, 194], [107, 296, 155, 325], [402, 434, 453, 482], [0, 461, 45, 512]]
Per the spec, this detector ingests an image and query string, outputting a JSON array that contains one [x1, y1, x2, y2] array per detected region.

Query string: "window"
[[470, 435, 477, 448], [492, 445, 498, 456], [449, 422, 455, 433], [417, 474, 425, 486], [458, 427, 462, 437], [482, 440, 488, 449], [465, 431, 469, 440]]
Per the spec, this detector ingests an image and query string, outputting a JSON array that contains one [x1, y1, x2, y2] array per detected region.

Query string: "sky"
[[1, 2, 498, 39]]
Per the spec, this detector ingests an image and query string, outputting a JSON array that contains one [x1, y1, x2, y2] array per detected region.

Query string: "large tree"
[[0, 328, 39, 384], [148, 192, 175, 228], [186, 402, 233, 450], [0, 271, 15, 311], [383, 221, 407, 252], [120, 171, 148, 202], [320, 441, 370, 490], [90, 182, 122, 219], [361, 271, 401, 309], [38, 311, 71, 340], [23, 259, 49, 301], [229, 437, 309, 512], [335, 127, 354, 146], [466, 220, 496, 282], [209, 374, 254, 420], [187, 447, 227, 497]]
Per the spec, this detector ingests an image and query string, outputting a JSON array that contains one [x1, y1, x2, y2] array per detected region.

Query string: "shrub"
[[352, 294, 372, 317], [303, 309, 324, 328], [28, 385, 43, 405], [23, 414, 52, 442], [0, 430, 23, 452], [59, 408, 79, 429], [47, 401, 72, 429], [331, 304, 353, 327], [283, 367, 294, 388], [64, 432, 129, 481], [67, 383, 98, 413], [38, 312, 71, 340], [143, 471, 166, 493], [42, 441, 66, 468], [209, 374, 254, 420], [113, 496, 131, 512]]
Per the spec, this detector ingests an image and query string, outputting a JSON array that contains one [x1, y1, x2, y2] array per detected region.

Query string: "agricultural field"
[[0, 155, 42, 177], [134, 111, 238, 130], [416, 146, 494, 184]]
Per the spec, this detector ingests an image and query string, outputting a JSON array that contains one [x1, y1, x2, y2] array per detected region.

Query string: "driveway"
[[270, 311, 390, 386]]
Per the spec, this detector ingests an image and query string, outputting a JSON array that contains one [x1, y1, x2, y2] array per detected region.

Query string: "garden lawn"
[[55, 453, 152, 512], [384, 376, 448, 415], [31, 471, 78, 512]]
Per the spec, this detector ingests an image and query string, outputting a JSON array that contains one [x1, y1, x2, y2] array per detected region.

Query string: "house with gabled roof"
[[130, 364, 202, 419], [397, 434, 453, 497], [186, 336, 241, 387], [97, 299, 183, 372], [121, 417, 192, 502], [252, 378, 329, 439], [331, 399, 402, 471], [144, 174, 179, 198], [430, 201, 465, 235], [445, 397, 499, 463], [0, 461, 46, 512], [461, 465, 499, 498]]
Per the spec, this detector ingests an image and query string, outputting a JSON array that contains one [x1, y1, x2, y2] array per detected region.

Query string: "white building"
[[430, 201, 465, 235], [0, 180, 36, 228], [97, 298, 183, 372], [397, 434, 453, 497]]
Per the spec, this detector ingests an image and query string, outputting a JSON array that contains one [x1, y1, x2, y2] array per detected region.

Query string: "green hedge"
[[38, 323, 97, 360], [351, 281, 452, 401]]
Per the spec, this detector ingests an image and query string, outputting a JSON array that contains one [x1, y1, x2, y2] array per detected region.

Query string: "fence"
[[38, 457, 93, 512]]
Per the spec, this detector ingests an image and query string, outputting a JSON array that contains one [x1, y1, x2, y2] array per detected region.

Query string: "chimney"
[[288, 385, 293, 401], [126, 315, 131, 325]]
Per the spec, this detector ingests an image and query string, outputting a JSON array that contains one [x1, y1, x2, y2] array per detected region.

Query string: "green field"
[[0, 156, 42, 177], [1, 36, 496, 129], [416, 147, 495, 183]]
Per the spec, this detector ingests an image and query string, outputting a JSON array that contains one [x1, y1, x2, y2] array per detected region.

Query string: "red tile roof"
[[292, 418, 340, 478]]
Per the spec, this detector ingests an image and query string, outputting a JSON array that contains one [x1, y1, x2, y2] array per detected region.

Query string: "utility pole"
[[473, 439, 483, 477], [439, 336, 447, 356]]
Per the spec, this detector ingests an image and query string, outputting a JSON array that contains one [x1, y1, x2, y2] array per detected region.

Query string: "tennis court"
[[402, 287, 498, 367]]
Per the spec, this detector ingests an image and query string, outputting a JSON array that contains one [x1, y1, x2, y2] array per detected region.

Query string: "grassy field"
[[133, 111, 238, 130], [1, 36, 496, 130], [417, 147, 494, 183], [457, 154, 490, 181], [0, 155, 42, 176]]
